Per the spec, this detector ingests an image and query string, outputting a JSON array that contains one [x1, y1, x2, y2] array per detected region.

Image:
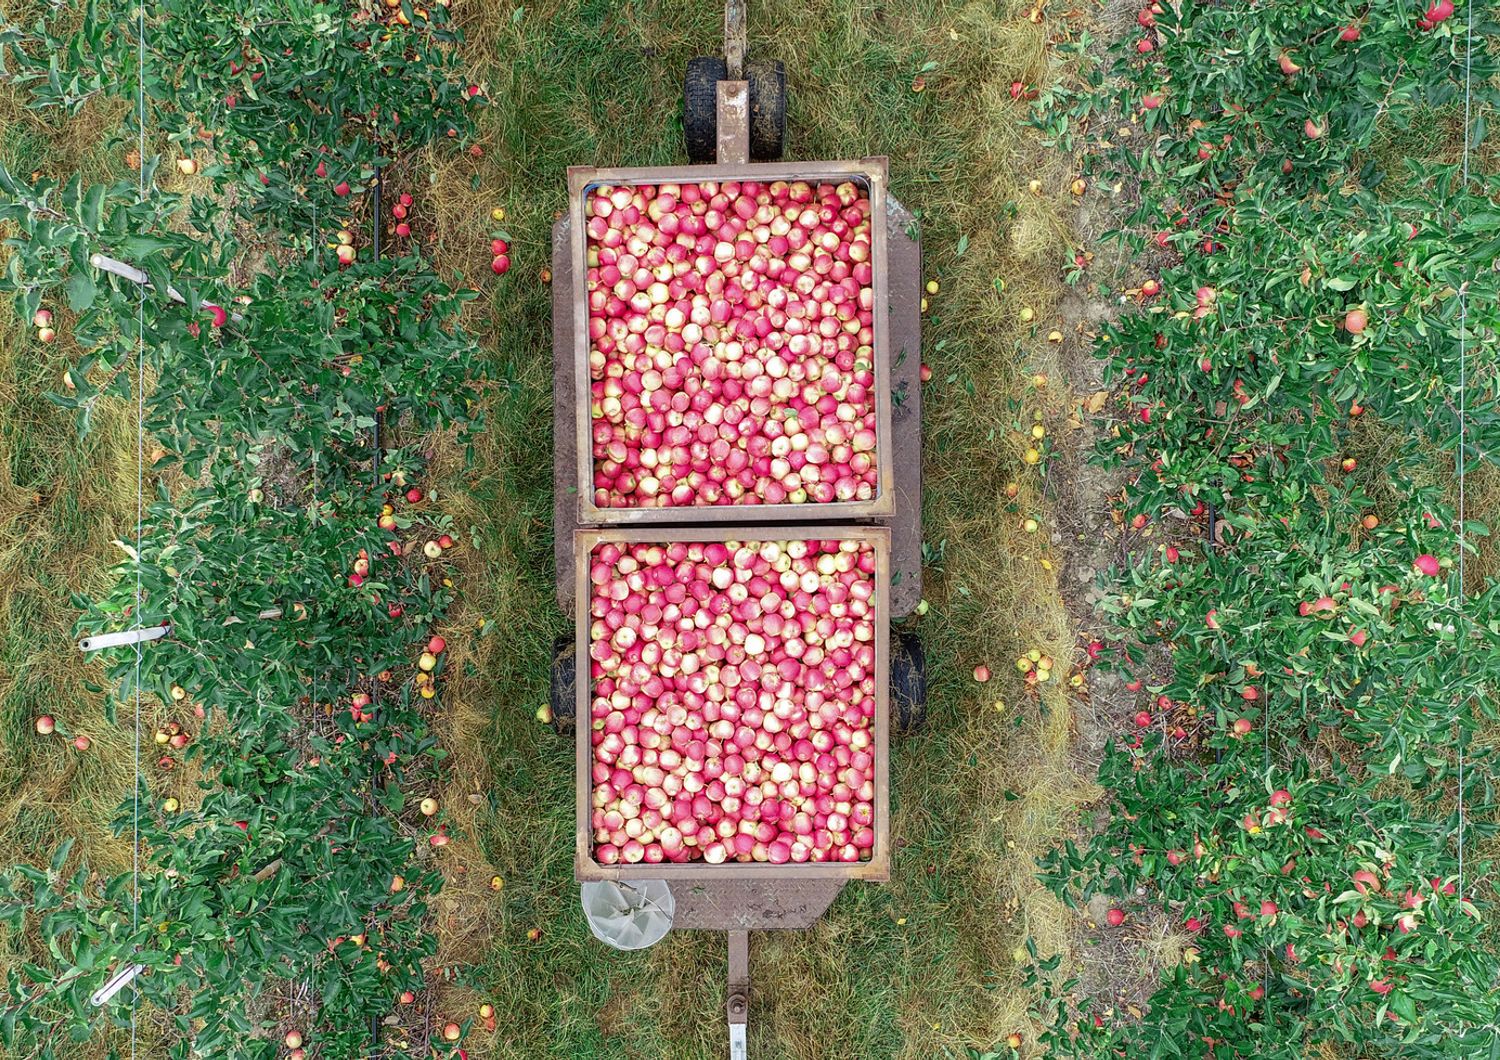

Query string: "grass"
[[423, 1, 1094, 1056]]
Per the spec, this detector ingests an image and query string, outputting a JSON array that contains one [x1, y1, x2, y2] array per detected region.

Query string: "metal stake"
[[78, 626, 169, 653], [90, 963, 144, 1007], [89, 253, 244, 323]]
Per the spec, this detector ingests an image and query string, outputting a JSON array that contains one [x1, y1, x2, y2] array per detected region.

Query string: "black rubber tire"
[[746, 57, 787, 162], [684, 56, 728, 164], [891, 629, 927, 734], [550, 634, 577, 734]]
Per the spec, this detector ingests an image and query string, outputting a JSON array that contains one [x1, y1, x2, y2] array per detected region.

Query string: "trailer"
[[547, 5, 925, 1053]]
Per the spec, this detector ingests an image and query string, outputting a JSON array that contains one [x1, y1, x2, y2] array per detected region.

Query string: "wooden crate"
[[574, 525, 891, 883], [567, 160, 896, 525]]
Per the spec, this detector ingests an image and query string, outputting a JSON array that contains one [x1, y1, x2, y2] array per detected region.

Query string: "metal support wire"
[[123, 3, 147, 1054], [1454, 0, 1477, 900], [368, 164, 386, 1060]]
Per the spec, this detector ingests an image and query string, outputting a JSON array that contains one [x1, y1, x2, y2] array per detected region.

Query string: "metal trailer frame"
[[554, 6, 921, 1054]]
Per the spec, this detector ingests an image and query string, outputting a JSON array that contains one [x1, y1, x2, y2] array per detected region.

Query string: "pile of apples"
[[585, 180, 879, 509], [587, 537, 878, 865], [390, 192, 416, 241]]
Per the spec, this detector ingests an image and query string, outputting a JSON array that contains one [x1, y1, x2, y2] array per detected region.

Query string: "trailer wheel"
[[684, 56, 728, 164], [890, 629, 927, 734], [549, 634, 576, 734], [746, 57, 786, 161]]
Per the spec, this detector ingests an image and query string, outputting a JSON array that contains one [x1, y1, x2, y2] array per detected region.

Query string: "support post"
[[77, 625, 170, 653], [90, 963, 144, 1007], [727, 929, 749, 1060], [715, 81, 751, 166]]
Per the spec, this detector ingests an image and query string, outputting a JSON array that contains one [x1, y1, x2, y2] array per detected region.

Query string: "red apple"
[[1106, 907, 1126, 927], [35, 715, 55, 735], [74, 735, 91, 751], [491, 254, 510, 275], [1344, 308, 1368, 334], [334, 181, 351, 197]]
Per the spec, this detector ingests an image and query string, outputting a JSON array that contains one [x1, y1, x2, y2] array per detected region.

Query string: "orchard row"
[[0, 4, 496, 1058], [1031, 2, 1499, 1056]]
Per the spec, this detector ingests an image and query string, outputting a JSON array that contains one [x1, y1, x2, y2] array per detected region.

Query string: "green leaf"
[[65, 270, 96, 312]]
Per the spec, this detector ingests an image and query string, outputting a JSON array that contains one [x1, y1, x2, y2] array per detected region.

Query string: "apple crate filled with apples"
[[567, 160, 897, 524], [574, 525, 891, 882]]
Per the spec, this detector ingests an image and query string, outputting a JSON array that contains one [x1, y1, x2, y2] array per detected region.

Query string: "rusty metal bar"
[[727, 929, 749, 1059], [724, 0, 747, 80], [716, 81, 751, 165]]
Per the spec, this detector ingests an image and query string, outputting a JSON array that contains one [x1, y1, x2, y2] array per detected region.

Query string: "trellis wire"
[[130, 1, 147, 1056], [1454, 0, 1476, 901]]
